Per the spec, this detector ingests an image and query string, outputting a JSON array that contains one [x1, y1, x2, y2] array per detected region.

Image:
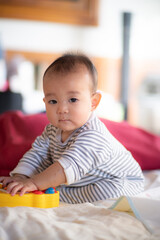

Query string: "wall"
[[1, 0, 160, 58], [0, 0, 160, 131]]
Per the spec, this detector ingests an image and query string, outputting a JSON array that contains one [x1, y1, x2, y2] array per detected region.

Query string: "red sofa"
[[0, 111, 160, 176]]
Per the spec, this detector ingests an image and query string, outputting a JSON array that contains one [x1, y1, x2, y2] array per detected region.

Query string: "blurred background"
[[0, 0, 160, 134]]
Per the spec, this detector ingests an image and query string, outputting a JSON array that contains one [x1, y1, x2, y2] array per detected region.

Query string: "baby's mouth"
[[59, 119, 69, 122]]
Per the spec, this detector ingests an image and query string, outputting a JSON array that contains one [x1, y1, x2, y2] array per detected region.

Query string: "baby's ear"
[[91, 92, 102, 111]]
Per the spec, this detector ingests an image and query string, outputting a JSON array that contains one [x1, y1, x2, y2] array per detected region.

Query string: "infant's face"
[[43, 67, 94, 142]]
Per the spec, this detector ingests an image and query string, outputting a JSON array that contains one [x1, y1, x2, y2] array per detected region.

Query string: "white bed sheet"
[[0, 170, 160, 240]]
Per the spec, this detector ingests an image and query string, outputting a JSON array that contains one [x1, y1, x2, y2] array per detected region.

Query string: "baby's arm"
[[1, 162, 66, 196], [32, 161, 66, 190]]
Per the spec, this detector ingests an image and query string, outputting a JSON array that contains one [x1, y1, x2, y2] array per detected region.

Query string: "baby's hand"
[[5, 178, 38, 196], [0, 175, 27, 188]]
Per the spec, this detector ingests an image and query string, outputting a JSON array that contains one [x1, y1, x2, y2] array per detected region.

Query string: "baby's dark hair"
[[43, 53, 98, 92]]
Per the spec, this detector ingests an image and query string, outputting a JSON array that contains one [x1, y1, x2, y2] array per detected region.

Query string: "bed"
[[0, 111, 160, 240]]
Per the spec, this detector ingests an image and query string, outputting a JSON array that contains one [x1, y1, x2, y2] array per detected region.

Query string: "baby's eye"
[[48, 100, 57, 104], [69, 98, 78, 103]]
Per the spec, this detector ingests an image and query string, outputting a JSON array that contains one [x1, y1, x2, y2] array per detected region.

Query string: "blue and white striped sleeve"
[[58, 131, 112, 185], [10, 125, 51, 177]]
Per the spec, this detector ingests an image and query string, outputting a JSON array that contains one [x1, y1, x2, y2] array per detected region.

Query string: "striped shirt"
[[11, 113, 144, 203]]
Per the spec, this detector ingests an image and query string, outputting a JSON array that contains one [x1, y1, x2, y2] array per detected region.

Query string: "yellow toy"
[[0, 184, 59, 208]]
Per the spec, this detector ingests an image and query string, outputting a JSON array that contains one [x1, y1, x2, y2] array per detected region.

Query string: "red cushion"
[[0, 111, 49, 176], [0, 111, 160, 176], [100, 118, 160, 171]]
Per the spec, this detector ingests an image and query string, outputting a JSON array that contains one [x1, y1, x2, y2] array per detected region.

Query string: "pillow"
[[0, 111, 160, 176], [0, 111, 49, 176], [100, 118, 160, 171]]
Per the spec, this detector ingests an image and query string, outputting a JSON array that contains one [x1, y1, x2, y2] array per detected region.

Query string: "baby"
[[0, 53, 144, 203]]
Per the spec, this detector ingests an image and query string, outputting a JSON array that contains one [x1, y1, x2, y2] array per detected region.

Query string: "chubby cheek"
[[45, 106, 57, 125], [46, 111, 53, 124], [72, 104, 92, 123]]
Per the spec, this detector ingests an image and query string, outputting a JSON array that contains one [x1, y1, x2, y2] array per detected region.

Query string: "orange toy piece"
[[0, 184, 59, 208]]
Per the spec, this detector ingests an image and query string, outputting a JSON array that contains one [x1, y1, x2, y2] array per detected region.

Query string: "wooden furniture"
[[6, 50, 121, 98], [0, 0, 99, 26]]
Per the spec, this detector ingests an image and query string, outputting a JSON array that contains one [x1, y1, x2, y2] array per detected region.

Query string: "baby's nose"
[[57, 102, 68, 114]]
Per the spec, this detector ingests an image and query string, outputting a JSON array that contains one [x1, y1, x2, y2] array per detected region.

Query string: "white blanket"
[[110, 196, 160, 236], [0, 170, 160, 240], [0, 202, 155, 240]]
